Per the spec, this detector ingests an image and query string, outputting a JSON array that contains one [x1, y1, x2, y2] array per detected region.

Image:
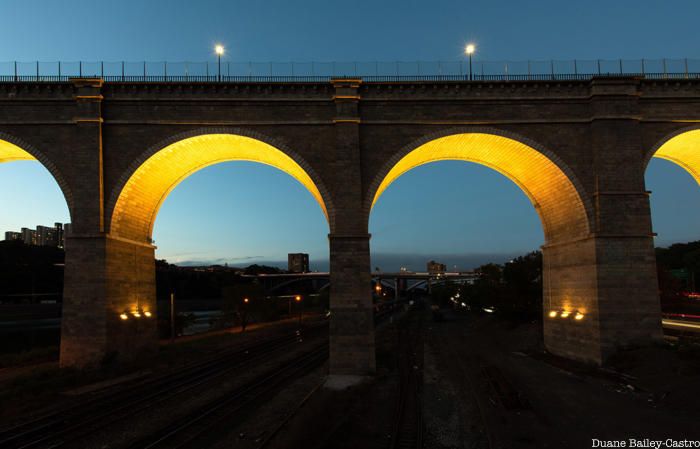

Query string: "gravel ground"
[[426, 309, 700, 449]]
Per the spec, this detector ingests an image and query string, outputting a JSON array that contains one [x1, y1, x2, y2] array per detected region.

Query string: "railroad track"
[[0, 323, 327, 449], [390, 311, 424, 449], [128, 343, 329, 449]]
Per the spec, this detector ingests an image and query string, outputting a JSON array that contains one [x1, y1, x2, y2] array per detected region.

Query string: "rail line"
[[129, 343, 328, 449], [0, 323, 327, 449], [390, 311, 424, 449]]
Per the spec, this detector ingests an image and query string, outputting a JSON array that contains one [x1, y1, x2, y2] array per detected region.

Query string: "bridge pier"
[[542, 233, 661, 364], [328, 234, 376, 375], [60, 235, 158, 368]]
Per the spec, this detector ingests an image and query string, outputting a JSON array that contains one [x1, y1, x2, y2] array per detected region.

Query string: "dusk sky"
[[1, 0, 700, 270]]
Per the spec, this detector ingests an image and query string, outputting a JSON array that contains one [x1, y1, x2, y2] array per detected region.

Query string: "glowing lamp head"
[[465, 44, 476, 55], [143, 311, 152, 318], [132, 311, 141, 318], [119, 313, 129, 320], [548, 310, 558, 318], [243, 297, 249, 303], [215, 44, 225, 56], [295, 295, 302, 302], [574, 312, 584, 320], [560, 310, 571, 318]]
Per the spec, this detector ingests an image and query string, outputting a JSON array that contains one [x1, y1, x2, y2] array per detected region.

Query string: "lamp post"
[[465, 44, 476, 80], [215, 44, 225, 81], [295, 295, 303, 327]]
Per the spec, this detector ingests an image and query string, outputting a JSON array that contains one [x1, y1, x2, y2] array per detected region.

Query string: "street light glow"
[[465, 44, 475, 55], [215, 44, 225, 56]]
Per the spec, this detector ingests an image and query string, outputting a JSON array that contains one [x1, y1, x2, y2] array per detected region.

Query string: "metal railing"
[[0, 59, 699, 82]]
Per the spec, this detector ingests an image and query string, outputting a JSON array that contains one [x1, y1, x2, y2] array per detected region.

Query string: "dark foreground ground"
[[2, 308, 700, 448], [268, 308, 700, 449]]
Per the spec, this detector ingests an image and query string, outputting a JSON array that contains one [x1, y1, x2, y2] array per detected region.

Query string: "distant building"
[[4, 223, 71, 247], [36, 225, 58, 247], [4, 231, 21, 241], [288, 253, 310, 273], [21, 227, 36, 245], [427, 260, 446, 274]]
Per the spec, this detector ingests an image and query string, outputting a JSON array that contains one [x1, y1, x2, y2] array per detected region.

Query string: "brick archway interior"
[[371, 133, 590, 243], [652, 129, 700, 185], [110, 133, 328, 243]]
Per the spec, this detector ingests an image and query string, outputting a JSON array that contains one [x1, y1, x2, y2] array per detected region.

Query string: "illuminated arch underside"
[[372, 133, 589, 243], [653, 129, 700, 185], [0, 139, 35, 163], [111, 134, 328, 243]]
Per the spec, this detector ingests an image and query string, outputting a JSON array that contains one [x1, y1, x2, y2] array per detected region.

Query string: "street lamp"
[[465, 43, 476, 81], [295, 295, 303, 327], [215, 44, 225, 81]]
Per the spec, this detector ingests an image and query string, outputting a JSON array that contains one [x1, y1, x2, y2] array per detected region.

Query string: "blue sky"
[[1, 0, 700, 270]]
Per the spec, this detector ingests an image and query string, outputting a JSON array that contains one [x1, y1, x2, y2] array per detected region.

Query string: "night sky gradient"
[[1, 0, 699, 270]]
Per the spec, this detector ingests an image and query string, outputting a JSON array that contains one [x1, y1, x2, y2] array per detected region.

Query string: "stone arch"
[[366, 127, 593, 244], [0, 131, 74, 219], [107, 127, 334, 244], [645, 126, 700, 184]]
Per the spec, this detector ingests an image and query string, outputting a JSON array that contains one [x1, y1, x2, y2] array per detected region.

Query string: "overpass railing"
[[0, 59, 699, 82]]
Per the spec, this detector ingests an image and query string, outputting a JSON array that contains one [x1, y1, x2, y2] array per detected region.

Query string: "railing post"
[[14, 61, 17, 82], [101, 61, 104, 78], [550, 60, 554, 80], [79, 61, 82, 78], [58, 61, 61, 79], [619, 59, 623, 75], [227, 61, 230, 78], [663, 58, 667, 78]]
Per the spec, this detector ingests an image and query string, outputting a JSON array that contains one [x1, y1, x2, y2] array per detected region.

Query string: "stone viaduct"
[[1, 75, 699, 375]]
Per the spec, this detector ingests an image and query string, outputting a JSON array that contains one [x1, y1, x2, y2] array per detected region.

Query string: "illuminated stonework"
[[371, 133, 590, 243], [652, 129, 700, 184], [0, 139, 35, 163], [110, 134, 328, 243]]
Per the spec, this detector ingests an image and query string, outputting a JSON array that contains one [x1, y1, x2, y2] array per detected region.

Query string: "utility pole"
[[170, 292, 175, 343]]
